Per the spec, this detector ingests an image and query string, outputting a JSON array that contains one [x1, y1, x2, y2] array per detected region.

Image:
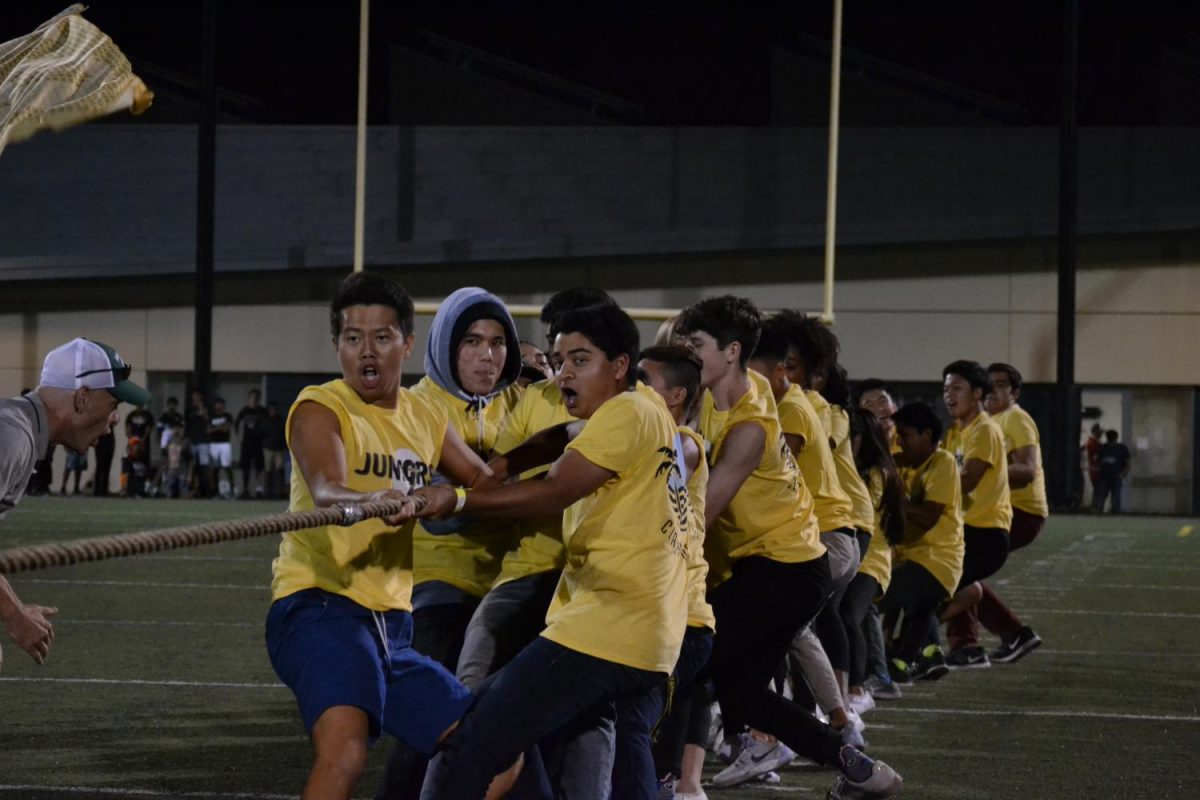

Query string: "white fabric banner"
[[0, 4, 152, 157]]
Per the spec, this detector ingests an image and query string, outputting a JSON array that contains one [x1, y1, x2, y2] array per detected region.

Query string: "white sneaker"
[[835, 709, 867, 750], [712, 734, 796, 788], [756, 771, 782, 785], [676, 790, 708, 800], [847, 691, 876, 716]]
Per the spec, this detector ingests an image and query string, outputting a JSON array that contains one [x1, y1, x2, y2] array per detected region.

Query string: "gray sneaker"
[[827, 760, 903, 799], [864, 673, 902, 701]]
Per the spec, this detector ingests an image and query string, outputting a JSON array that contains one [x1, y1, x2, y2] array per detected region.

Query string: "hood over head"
[[424, 287, 522, 404]]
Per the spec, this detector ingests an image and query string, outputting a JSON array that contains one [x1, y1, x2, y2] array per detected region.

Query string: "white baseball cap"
[[40, 338, 151, 406]]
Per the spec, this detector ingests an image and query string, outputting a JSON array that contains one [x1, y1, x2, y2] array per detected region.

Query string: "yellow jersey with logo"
[[827, 402, 875, 534], [942, 412, 1013, 531], [543, 390, 690, 674], [410, 378, 522, 597], [896, 449, 964, 595], [856, 467, 893, 594], [272, 379, 446, 611], [991, 405, 1049, 519], [491, 379, 573, 587], [678, 426, 716, 631], [778, 385, 853, 533], [698, 371, 825, 589]]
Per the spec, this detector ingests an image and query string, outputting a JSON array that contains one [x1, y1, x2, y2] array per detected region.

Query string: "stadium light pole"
[[193, 0, 216, 397], [353, 0, 370, 273], [821, 0, 844, 326], [1053, 0, 1080, 509]]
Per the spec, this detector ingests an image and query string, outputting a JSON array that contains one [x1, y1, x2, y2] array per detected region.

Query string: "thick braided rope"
[[0, 497, 426, 575]]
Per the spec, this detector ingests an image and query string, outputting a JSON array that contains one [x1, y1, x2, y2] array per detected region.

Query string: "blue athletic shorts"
[[265, 587, 473, 755]]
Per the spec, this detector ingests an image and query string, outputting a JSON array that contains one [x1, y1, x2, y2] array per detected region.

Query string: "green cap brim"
[[109, 380, 152, 406]]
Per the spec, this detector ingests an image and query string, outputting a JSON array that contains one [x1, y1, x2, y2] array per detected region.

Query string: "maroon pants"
[[946, 509, 1046, 649]]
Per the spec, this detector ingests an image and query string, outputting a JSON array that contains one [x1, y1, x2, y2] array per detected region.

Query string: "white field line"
[[0, 786, 293, 800], [0, 677, 284, 689], [1039, 649, 1200, 658], [1020, 607, 1200, 619], [871, 706, 1200, 723], [995, 581, 1200, 591], [13, 578, 266, 591]]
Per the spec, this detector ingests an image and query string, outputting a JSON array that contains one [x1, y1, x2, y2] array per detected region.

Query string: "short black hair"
[[330, 272, 414, 338], [851, 378, 892, 408], [248, 388, 261, 398], [943, 359, 992, 394], [539, 287, 616, 327], [214, 396, 225, 405], [751, 314, 791, 365], [166, 396, 178, 405], [675, 295, 761, 369], [1105, 429, 1119, 442], [892, 402, 943, 443], [986, 362, 1023, 392], [773, 309, 838, 384], [639, 345, 703, 410], [553, 304, 641, 387]]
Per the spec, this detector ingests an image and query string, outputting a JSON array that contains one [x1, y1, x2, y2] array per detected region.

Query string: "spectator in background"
[[1094, 430, 1132, 514], [157, 425, 190, 499], [186, 390, 211, 497], [157, 396, 183, 452], [59, 447, 87, 496], [236, 389, 268, 498], [123, 403, 155, 497], [262, 401, 288, 499], [1084, 423, 1103, 510], [93, 430, 115, 496], [207, 397, 234, 499]]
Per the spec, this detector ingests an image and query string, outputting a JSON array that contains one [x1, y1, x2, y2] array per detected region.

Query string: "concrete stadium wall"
[[3, 260, 1198, 394], [2, 125, 1199, 279]]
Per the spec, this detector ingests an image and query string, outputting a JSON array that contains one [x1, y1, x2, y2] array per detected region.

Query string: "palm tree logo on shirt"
[[656, 445, 691, 558]]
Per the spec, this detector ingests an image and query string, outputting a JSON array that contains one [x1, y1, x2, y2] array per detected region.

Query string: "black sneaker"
[[887, 658, 914, 686], [946, 645, 991, 670], [911, 645, 949, 681], [990, 626, 1042, 663]]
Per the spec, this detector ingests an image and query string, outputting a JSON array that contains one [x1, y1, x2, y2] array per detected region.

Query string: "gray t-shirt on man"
[[0, 393, 50, 522]]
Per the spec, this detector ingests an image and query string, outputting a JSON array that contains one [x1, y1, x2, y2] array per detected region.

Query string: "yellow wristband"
[[453, 486, 468, 514]]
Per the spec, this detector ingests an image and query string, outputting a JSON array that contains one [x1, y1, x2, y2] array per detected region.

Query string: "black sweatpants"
[[705, 555, 843, 767]]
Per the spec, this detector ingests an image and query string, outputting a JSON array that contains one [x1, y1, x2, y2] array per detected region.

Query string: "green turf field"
[[1, 497, 1197, 799]]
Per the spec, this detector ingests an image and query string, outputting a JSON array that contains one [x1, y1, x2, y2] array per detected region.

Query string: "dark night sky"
[[9, 1, 1200, 125]]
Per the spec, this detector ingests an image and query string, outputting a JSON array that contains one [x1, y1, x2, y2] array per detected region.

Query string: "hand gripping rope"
[[0, 497, 426, 575]]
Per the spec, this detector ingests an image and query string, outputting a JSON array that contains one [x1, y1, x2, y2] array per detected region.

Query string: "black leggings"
[[705, 555, 843, 767], [839, 573, 881, 688], [958, 526, 1009, 589], [876, 561, 948, 664]]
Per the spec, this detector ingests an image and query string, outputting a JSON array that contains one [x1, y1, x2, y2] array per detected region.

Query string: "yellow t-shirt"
[[679, 426, 716, 631], [942, 412, 1013, 531], [856, 467, 893, 594], [543, 390, 690, 674], [272, 379, 447, 611], [991, 405, 1049, 519], [895, 449, 964, 596], [491, 379, 574, 587], [698, 371, 825, 588], [827, 402, 875, 534], [410, 378, 522, 597], [777, 385, 853, 533], [808, 390, 834, 441]]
